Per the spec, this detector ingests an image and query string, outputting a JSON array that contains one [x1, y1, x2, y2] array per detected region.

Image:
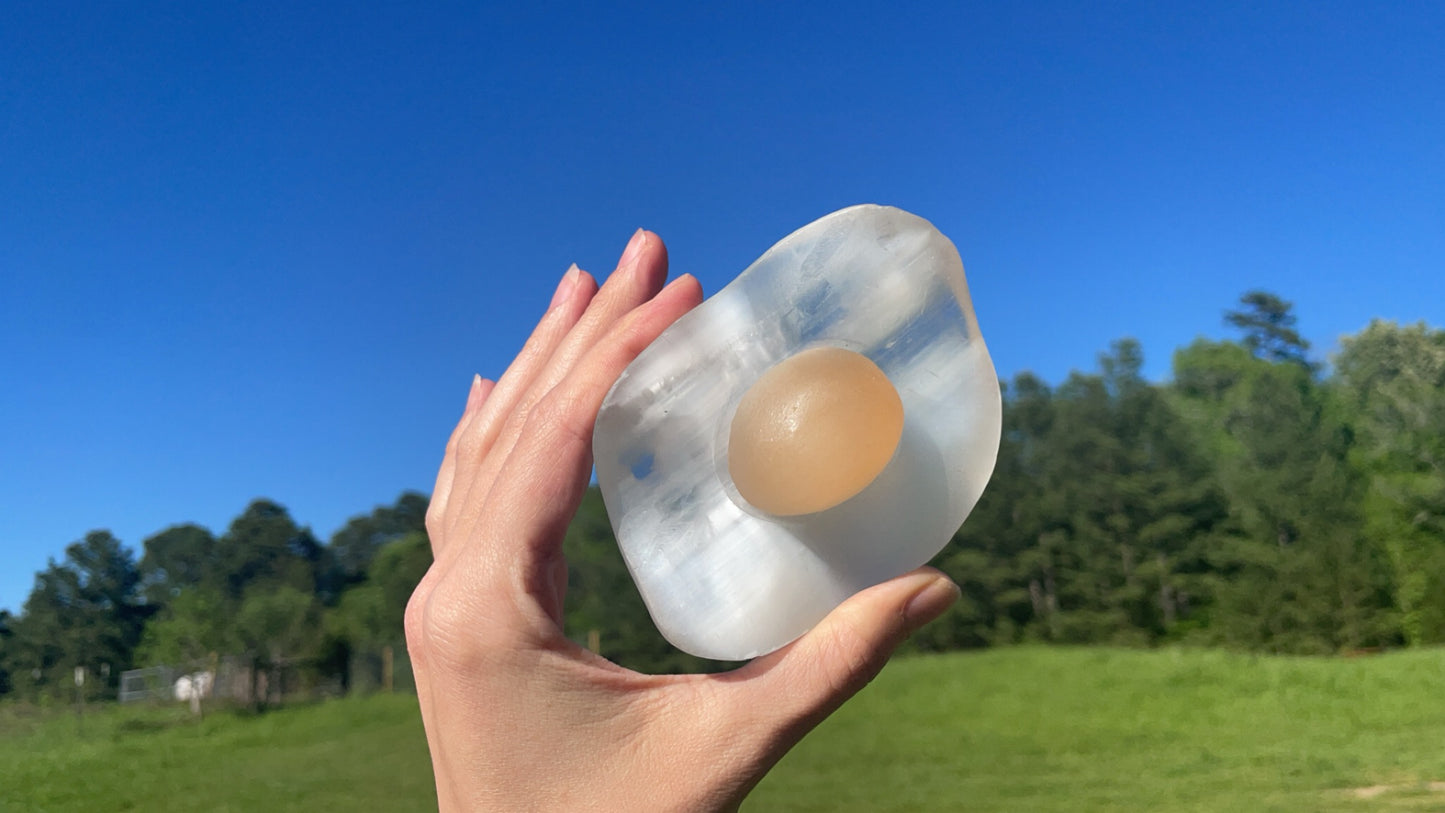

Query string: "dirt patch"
[[1348, 782, 1445, 800]]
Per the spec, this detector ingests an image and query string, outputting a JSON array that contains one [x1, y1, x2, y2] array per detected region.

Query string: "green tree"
[[327, 492, 429, 587], [236, 586, 321, 707], [367, 531, 432, 630], [927, 377, 1049, 649], [937, 343, 1228, 649], [1034, 341, 1226, 644], [1172, 332, 1396, 652], [0, 609, 12, 696], [945, 372, 1068, 645], [333, 585, 388, 652], [330, 534, 430, 655], [321, 530, 432, 692], [1225, 290, 1311, 365], [0, 531, 149, 698], [1334, 319, 1445, 644], [133, 586, 231, 667], [137, 523, 218, 605], [215, 500, 323, 599]]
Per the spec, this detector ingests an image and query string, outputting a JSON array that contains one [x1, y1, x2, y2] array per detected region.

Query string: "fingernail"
[[550, 264, 580, 309], [660, 272, 695, 295], [618, 229, 647, 268], [464, 374, 484, 412], [903, 576, 960, 631]]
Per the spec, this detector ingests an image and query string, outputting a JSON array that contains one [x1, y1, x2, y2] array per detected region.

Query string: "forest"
[[3, 291, 1444, 700]]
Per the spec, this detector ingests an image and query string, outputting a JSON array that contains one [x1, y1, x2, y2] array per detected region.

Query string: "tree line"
[[3, 291, 1444, 701], [922, 292, 1444, 655], [0, 495, 433, 701]]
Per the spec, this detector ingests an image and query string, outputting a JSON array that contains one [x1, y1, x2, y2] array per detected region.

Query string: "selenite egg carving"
[[593, 205, 1001, 660]]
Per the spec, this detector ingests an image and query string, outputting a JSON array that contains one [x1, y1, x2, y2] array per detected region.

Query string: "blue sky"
[[2, 2, 1442, 614]]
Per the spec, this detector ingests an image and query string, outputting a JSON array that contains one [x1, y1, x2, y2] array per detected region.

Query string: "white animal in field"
[[174, 670, 214, 702]]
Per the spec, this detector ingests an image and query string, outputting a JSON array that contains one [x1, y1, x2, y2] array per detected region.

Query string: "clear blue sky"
[[3, 2, 1442, 614]]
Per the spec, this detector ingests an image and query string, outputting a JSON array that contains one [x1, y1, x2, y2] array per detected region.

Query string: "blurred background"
[[3, 2, 1443, 810]]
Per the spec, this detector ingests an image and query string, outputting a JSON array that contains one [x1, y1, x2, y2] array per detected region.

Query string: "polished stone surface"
[[594, 205, 1001, 660]]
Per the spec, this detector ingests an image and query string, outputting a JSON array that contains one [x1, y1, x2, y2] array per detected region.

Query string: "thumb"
[[728, 568, 960, 745]]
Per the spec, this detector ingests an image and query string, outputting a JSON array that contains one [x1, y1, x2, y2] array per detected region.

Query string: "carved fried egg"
[[593, 205, 1001, 660]]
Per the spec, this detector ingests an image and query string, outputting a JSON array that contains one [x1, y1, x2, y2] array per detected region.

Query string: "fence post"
[[74, 665, 86, 735]]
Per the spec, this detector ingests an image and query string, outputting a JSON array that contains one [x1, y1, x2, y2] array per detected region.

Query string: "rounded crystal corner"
[[594, 204, 1002, 661]]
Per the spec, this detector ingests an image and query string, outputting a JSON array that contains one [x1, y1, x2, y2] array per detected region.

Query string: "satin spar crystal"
[[593, 205, 1001, 660]]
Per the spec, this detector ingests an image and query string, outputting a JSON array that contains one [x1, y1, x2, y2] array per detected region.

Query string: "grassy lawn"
[[0, 694, 434, 812], [5, 647, 1445, 811], [750, 647, 1445, 812]]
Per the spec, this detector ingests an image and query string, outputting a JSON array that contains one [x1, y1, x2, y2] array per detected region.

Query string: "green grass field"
[[4, 647, 1445, 811], [0, 693, 435, 811], [751, 647, 1445, 812]]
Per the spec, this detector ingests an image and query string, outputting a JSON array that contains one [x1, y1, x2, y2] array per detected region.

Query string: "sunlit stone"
[[729, 347, 904, 517], [594, 205, 1001, 660]]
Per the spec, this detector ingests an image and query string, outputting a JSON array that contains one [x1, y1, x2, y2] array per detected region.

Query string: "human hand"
[[407, 229, 961, 812]]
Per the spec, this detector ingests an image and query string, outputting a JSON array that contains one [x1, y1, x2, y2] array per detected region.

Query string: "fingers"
[[460, 265, 598, 465], [442, 268, 600, 540], [519, 231, 671, 414], [724, 568, 959, 748], [424, 229, 695, 629], [483, 272, 704, 569], [452, 231, 671, 526], [425, 375, 494, 556]]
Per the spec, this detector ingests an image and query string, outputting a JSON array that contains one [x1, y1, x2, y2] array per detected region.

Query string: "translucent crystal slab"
[[593, 205, 1001, 661]]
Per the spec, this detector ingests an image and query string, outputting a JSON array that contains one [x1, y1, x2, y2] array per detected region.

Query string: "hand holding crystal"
[[406, 229, 961, 811]]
